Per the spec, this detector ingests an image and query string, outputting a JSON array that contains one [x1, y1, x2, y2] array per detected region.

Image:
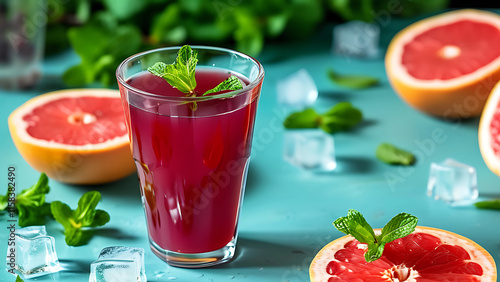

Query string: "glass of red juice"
[[116, 46, 264, 268]]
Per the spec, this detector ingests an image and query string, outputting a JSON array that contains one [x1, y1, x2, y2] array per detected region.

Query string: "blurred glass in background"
[[0, 0, 46, 89]]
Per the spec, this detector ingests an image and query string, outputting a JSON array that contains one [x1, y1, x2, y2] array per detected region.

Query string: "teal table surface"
[[1, 12, 500, 282]]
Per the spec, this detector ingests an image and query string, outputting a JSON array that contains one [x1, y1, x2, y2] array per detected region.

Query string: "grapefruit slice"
[[479, 80, 500, 176], [310, 226, 497, 281], [8, 89, 136, 184], [385, 9, 500, 118]]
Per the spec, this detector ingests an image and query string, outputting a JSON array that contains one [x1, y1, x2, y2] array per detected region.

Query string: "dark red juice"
[[124, 69, 259, 253]]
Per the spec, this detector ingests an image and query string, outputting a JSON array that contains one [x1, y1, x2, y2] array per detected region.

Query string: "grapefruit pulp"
[[479, 80, 500, 176], [310, 226, 497, 281], [385, 9, 500, 118], [8, 89, 136, 184]]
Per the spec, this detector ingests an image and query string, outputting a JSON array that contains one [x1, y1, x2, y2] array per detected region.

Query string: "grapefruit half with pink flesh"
[[479, 80, 500, 176], [310, 226, 497, 281], [385, 9, 500, 118], [8, 89, 136, 184]]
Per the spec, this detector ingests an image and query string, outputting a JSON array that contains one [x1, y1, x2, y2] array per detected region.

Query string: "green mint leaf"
[[51, 191, 109, 246], [376, 143, 416, 166], [64, 226, 93, 247], [474, 200, 500, 210], [319, 102, 362, 134], [16, 173, 50, 207], [333, 209, 418, 263], [1, 173, 52, 227], [16, 275, 25, 282], [378, 213, 418, 245], [18, 203, 52, 227], [333, 209, 377, 245], [328, 69, 379, 89], [147, 45, 198, 94], [90, 210, 111, 227], [74, 191, 101, 226], [203, 75, 243, 95], [51, 201, 74, 230], [283, 108, 321, 129], [364, 244, 385, 263]]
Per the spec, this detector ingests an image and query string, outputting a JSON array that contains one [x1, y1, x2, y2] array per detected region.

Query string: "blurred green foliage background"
[[45, 0, 451, 86]]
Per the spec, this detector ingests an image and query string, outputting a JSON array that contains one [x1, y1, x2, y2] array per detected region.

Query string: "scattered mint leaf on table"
[[376, 143, 415, 166], [320, 102, 363, 133], [327, 69, 379, 89], [283, 108, 321, 129], [334, 209, 418, 262], [474, 200, 500, 210], [51, 191, 110, 246], [283, 102, 362, 134], [16, 275, 24, 282], [148, 45, 244, 103], [0, 173, 52, 227]]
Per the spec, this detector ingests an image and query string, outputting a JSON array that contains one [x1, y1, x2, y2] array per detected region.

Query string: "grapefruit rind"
[[386, 9, 500, 118], [8, 89, 136, 185], [309, 226, 497, 281], [479, 80, 500, 176]]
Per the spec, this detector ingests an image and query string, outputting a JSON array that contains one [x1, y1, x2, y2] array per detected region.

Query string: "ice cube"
[[276, 69, 318, 108], [7, 226, 62, 278], [283, 130, 336, 172], [89, 246, 147, 282], [333, 21, 380, 59], [427, 158, 478, 206]]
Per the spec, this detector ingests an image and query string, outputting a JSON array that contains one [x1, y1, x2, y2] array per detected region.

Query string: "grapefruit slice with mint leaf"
[[386, 9, 500, 118], [310, 210, 497, 281], [8, 89, 135, 184]]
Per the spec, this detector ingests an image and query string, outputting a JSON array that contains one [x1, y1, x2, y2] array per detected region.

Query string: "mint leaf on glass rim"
[[203, 75, 243, 95], [148, 45, 244, 102], [334, 209, 418, 263], [148, 45, 198, 94]]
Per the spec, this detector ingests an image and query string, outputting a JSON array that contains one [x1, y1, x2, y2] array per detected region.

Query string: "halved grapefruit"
[[479, 80, 500, 176], [386, 9, 500, 118], [310, 226, 497, 281], [8, 89, 136, 184]]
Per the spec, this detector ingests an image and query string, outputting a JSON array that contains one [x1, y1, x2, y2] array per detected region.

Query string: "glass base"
[[149, 237, 237, 268]]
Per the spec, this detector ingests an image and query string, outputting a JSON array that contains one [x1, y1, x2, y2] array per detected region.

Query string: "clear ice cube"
[[89, 246, 147, 282], [283, 130, 336, 172], [333, 21, 380, 59], [7, 226, 62, 278], [427, 158, 478, 206], [276, 69, 318, 108]]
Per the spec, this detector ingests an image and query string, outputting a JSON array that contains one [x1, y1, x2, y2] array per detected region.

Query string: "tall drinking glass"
[[116, 46, 264, 268]]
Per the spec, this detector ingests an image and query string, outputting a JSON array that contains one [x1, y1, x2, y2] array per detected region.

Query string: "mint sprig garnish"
[[148, 45, 244, 103], [334, 209, 418, 262], [283, 102, 362, 134]]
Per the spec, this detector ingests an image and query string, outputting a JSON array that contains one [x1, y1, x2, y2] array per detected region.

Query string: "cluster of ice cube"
[[6, 227, 147, 281]]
